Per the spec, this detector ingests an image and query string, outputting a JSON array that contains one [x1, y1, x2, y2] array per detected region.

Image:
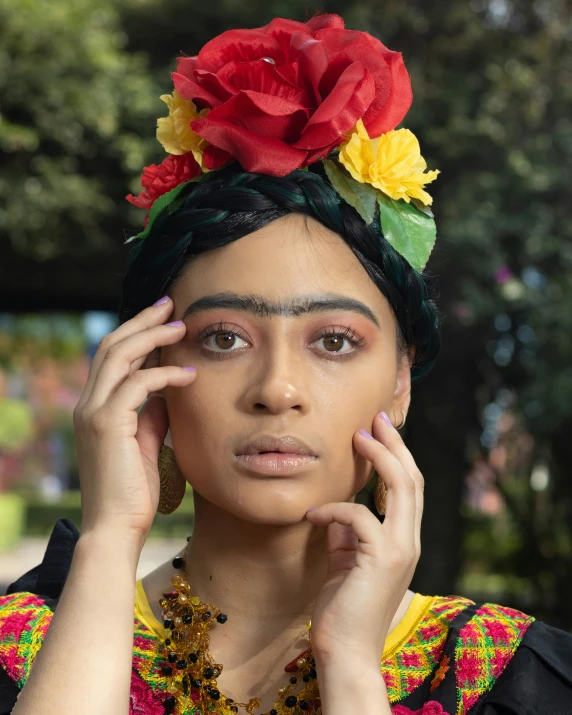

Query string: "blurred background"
[[1, 0, 571, 628]]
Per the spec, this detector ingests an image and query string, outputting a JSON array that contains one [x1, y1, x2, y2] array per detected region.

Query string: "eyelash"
[[195, 321, 366, 361]]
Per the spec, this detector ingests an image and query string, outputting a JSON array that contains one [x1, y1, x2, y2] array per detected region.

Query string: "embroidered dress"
[[0, 520, 571, 714]]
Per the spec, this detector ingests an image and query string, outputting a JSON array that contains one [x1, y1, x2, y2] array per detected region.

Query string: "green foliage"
[[0, 0, 161, 260]]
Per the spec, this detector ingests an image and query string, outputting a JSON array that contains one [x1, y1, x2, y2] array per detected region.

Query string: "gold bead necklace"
[[157, 547, 321, 715]]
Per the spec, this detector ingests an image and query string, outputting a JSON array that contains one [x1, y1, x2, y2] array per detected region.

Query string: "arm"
[[12, 529, 141, 714]]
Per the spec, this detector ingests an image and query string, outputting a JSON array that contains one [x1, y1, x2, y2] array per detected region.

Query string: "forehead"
[[172, 213, 389, 319]]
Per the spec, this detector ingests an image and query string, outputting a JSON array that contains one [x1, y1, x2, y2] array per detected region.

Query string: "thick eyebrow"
[[181, 292, 381, 329]]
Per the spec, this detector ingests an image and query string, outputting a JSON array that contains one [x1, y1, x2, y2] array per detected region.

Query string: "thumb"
[[136, 396, 169, 464]]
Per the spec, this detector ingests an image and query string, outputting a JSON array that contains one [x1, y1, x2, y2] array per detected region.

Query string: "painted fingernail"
[[166, 321, 184, 327], [152, 296, 169, 306], [359, 428, 374, 439], [307, 507, 317, 512], [183, 366, 196, 372], [379, 411, 393, 427]]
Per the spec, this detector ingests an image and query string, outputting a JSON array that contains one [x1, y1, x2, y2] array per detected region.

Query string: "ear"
[[390, 347, 413, 426]]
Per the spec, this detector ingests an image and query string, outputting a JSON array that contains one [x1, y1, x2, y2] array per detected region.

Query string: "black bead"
[[167, 652, 177, 663], [202, 611, 212, 621], [231, 707, 238, 713], [165, 638, 171, 646], [203, 667, 214, 679], [176, 660, 187, 670], [182, 614, 193, 624], [163, 619, 174, 630], [161, 665, 173, 676], [300, 700, 309, 711], [289, 676, 297, 684], [310, 668, 317, 679], [285, 695, 297, 707], [172, 556, 185, 569], [302, 674, 310, 682], [163, 695, 176, 710], [189, 652, 198, 663], [191, 679, 202, 688], [210, 689, 220, 700], [270, 710, 278, 715], [216, 613, 228, 624]]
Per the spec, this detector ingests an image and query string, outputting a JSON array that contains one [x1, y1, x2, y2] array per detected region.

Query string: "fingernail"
[[166, 321, 184, 327], [359, 428, 374, 439], [153, 296, 169, 306], [379, 412, 393, 427], [183, 366, 196, 372], [307, 507, 317, 512]]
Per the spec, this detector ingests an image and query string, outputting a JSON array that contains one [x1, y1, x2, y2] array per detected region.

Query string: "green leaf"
[[410, 197, 434, 218], [377, 194, 437, 272], [323, 159, 378, 224], [125, 178, 199, 244]]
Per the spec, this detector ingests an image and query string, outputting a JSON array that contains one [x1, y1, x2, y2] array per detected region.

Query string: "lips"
[[236, 434, 318, 457]]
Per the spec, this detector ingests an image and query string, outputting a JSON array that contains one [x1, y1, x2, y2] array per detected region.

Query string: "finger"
[[107, 366, 196, 416], [372, 414, 424, 549], [82, 297, 174, 400], [352, 430, 417, 542], [136, 396, 170, 465], [325, 522, 358, 573], [88, 322, 187, 408], [306, 502, 382, 555]]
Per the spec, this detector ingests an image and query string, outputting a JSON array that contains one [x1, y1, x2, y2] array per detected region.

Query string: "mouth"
[[235, 452, 318, 475]]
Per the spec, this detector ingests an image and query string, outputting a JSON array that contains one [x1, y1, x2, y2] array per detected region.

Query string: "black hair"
[[119, 162, 440, 382]]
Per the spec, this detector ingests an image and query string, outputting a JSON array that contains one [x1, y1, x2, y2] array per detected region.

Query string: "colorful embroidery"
[[382, 596, 473, 703], [454, 603, 535, 714], [0, 592, 54, 687], [393, 702, 451, 715]]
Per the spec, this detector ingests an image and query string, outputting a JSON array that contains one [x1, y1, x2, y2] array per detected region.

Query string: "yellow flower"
[[156, 90, 211, 172], [339, 119, 440, 206]]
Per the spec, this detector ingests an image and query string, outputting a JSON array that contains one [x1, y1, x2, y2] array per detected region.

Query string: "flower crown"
[[126, 13, 439, 273]]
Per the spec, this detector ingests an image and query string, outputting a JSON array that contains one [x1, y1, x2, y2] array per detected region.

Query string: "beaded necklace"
[[158, 544, 321, 715]]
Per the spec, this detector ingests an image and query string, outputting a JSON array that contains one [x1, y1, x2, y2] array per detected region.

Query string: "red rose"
[[126, 153, 201, 215], [172, 13, 412, 176]]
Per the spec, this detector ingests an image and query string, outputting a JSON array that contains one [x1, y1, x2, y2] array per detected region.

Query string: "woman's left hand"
[[305, 411, 423, 668]]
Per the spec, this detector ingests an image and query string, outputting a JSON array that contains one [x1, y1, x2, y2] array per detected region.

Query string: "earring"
[[157, 444, 186, 515], [374, 473, 387, 515], [395, 409, 407, 430]]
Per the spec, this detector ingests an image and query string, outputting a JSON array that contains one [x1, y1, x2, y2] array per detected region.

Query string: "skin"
[[137, 214, 420, 712]]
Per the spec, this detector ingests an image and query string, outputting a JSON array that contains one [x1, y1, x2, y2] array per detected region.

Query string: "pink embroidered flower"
[[419, 624, 442, 640], [1, 644, 27, 683], [400, 652, 423, 668], [457, 650, 484, 686], [482, 618, 511, 646], [0, 611, 34, 641], [392, 701, 450, 715]]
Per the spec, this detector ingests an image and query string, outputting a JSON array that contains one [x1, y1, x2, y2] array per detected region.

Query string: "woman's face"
[[161, 213, 411, 524]]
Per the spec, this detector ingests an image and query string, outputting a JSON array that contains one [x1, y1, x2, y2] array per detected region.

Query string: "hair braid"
[[120, 164, 440, 381]]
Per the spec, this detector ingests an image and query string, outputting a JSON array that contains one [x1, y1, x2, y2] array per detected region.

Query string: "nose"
[[241, 335, 310, 415]]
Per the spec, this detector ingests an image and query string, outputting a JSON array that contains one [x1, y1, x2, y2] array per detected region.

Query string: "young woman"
[[1, 13, 570, 715]]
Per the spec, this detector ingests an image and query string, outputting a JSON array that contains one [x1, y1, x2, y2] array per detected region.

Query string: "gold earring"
[[157, 444, 186, 515], [374, 473, 387, 515]]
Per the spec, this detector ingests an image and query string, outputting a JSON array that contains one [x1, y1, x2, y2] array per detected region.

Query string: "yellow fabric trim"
[[135, 579, 165, 637], [135, 579, 434, 659]]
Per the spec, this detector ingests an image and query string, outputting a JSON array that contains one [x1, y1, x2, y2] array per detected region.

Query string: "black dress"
[[0, 519, 571, 714]]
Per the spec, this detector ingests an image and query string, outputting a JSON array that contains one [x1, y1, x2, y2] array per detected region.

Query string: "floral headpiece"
[[126, 13, 439, 273]]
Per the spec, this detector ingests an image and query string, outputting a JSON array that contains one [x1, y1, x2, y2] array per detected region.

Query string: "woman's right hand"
[[73, 296, 196, 545]]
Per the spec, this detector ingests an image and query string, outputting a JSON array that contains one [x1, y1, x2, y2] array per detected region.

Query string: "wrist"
[[317, 661, 390, 715], [77, 526, 144, 571]]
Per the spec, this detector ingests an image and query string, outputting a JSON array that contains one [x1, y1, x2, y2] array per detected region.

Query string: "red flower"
[[126, 153, 202, 214], [172, 13, 412, 176]]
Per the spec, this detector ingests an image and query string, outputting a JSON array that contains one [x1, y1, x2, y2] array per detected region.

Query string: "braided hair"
[[119, 163, 440, 382]]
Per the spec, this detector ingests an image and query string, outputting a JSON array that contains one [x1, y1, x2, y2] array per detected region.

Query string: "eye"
[[197, 321, 250, 355], [311, 326, 365, 359]]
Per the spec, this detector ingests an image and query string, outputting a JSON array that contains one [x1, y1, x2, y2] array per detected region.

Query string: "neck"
[[185, 493, 328, 624]]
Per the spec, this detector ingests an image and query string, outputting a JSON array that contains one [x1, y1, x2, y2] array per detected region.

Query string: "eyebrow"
[[181, 292, 381, 329]]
